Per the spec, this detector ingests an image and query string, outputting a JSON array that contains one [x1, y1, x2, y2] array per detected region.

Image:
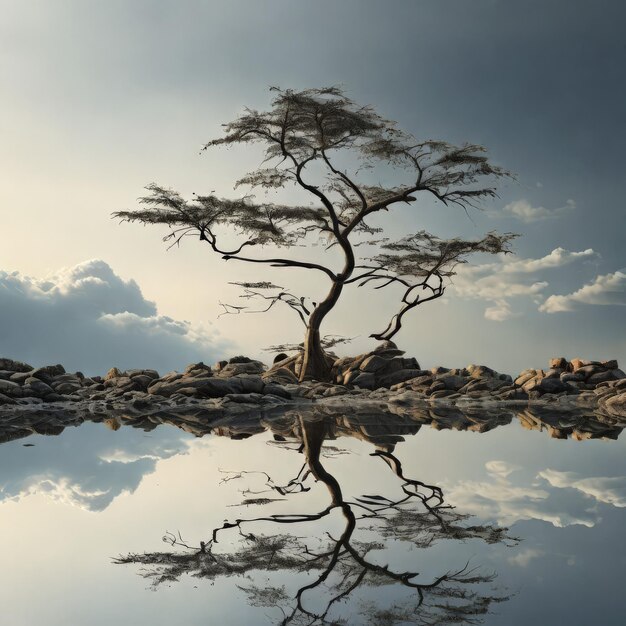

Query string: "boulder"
[[377, 369, 426, 388], [359, 355, 392, 373], [467, 364, 498, 379], [350, 372, 376, 389], [31, 364, 65, 379], [0, 379, 23, 397], [0, 357, 33, 373], [438, 374, 468, 391], [105, 367, 125, 381], [587, 371, 615, 385], [549, 357, 569, 370], [218, 361, 265, 377]]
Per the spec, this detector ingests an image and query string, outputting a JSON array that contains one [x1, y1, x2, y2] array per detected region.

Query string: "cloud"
[[443, 461, 600, 528], [502, 198, 576, 222], [508, 548, 544, 567], [451, 247, 597, 321], [0, 260, 231, 375], [538, 469, 626, 508], [539, 270, 626, 313], [0, 423, 191, 512]]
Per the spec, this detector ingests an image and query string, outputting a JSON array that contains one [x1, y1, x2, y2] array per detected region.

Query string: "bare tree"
[[114, 86, 513, 381]]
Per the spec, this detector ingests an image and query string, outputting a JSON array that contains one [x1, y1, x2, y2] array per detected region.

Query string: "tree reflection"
[[115, 415, 513, 625]]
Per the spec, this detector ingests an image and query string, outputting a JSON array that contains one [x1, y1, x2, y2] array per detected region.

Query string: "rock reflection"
[[116, 415, 512, 625], [1, 400, 624, 447]]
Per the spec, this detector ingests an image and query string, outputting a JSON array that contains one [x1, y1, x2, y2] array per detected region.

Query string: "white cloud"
[[539, 469, 626, 508], [508, 548, 544, 567], [501, 247, 596, 274], [451, 247, 597, 322], [443, 461, 600, 528], [539, 270, 626, 313], [502, 198, 576, 222], [0, 260, 231, 375], [484, 301, 514, 321]]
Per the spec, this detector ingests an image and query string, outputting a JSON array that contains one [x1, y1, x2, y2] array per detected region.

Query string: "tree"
[[114, 87, 514, 381]]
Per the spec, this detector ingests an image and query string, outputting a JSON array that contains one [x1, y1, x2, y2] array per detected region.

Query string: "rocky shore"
[[1, 343, 625, 422]]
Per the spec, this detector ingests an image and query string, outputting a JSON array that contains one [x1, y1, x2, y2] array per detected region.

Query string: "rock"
[[22, 380, 53, 397], [498, 388, 529, 401], [0, 379, 23, 397], [228, 355, 253, 364], [537, 378, 569, 394], [218, 361, 265, 377], [602, 392, 626, 416], [467, 364, 498, 379], [438, 374, 468, 392], [587, 371, 615, 385], [515, 370, 537, 386], [234, 376, 264, 394], [273, 353, 289, 364], [611, 368, 626, 380], [351, 372, 376, 389], [0, 357, 33, 373], [262, 383, 291, 399], [602, 359, 619, 370], [130, 375, 156, 390], [543, 368, 562, 380], [408, 374, 434, 388], [214, 360, 228, 372], [549, 357, 569, 370], [0, 392, 17, 404], [104, 367, 123, 381], [184, 362, 212, 375], [263, 367, 299, 385], [9, 371, 32, 384], [377, 369, 426, 388], [360, 355, 392, 373], [431, 366, 450, 375], [560, 372, 583, 383], [30, 364, 65, 380]]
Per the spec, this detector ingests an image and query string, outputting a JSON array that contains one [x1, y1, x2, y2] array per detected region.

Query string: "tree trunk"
[[299, 280, 344, 382], [299, 235, 355, 382]]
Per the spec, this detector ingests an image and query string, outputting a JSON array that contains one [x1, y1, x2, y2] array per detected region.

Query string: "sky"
[[1, 0, 625, 376]]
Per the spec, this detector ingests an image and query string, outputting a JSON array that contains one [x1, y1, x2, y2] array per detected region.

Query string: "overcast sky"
[[1, 0, 625, 375]]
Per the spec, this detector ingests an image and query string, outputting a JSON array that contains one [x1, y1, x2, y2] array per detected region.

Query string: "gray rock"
[[262, 383, 291, 399], [31, 364, 65, 380], [237, 376, 265, 394], [9, 371, 32, 384], [351, 372, 376, 389], [22, 380, 53, 397], [0, 392, 17, 404], [377, 369, 426, 388], [219, 361, 265, 377], [360, 355, 392, 373], [0, 379, 23, 397], [0, 358, 33, 373], [587, 370, 615, 385], [537, 378, 569, 394], [438, 374, 468, 391]]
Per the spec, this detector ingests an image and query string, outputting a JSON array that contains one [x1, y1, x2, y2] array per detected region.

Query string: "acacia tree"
[[114, 87, 513, 381]]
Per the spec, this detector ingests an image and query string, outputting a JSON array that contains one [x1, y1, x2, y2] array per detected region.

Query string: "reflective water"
[[0, 404, 625, 625]]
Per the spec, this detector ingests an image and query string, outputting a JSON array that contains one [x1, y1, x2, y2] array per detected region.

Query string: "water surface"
[[0, 404, 624, 624]]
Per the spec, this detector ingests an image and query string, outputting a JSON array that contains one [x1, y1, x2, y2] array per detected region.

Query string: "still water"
[[0, 404, 624, 625]]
